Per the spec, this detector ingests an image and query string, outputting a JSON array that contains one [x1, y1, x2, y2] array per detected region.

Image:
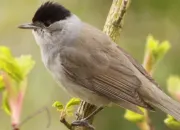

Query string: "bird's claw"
[[75, 112, 81, 118], [71, 119, 95, 130]]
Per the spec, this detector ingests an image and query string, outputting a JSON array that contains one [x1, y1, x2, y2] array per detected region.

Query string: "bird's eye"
[[44, 20, 52, 27]]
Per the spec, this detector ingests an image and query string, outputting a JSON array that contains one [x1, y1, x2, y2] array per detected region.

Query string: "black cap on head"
[[32, 1, 71, 27]]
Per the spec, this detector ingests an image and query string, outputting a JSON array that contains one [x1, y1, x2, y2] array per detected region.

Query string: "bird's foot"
[[75, 111, 82, 119], [71, 119, 95, 130]]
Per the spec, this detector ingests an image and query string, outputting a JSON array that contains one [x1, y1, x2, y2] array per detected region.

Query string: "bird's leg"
[[83, 106, 104, 121], [71, 106, 104, 129]]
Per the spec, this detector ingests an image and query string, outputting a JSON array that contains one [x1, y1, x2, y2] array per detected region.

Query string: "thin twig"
[[12, 124, 19, 130], [60, 118, 72, 130], [19, 106, 51, 128]]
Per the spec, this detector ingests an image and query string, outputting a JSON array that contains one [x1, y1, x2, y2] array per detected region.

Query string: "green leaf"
[[66, 106, 74, 116], [164, 115, 180, 130], [64, 98, 81, 116], [155, 41, 171, 61], [167, 76, 180, 100], [2, 91, 11, 115], [0, 58, 21, 82], [158, 41, 171, 55], [167, 76, 180, 92], [0, 46, 12, 58], [52, 101, 64, 111], [0, 46, 22, 82], [0, 46, 35, 118], [0, 75, 5, 92], [146, 35, 158, 51], [124, 108, 145, 123], [0, 46, 35, 83], [66, 98, 81, 109], [15, 55, 35, 78], [145, 35, 171, 65]]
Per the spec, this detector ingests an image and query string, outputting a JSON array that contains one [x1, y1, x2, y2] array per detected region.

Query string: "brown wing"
[[117, 46, 160, 88], [60, 23, 154, 110]]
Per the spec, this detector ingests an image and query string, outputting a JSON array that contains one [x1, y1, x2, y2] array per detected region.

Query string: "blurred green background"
[[0, 0, 180, 130]]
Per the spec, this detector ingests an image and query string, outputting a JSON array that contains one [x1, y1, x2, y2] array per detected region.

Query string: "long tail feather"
[[142, 85, 180, 121]]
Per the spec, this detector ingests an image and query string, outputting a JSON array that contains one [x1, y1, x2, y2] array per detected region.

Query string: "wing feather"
[[60, 23, 154, 110]]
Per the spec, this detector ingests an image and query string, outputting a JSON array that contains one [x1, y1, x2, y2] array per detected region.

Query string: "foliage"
[[146, 35, 171, 63], [164, 76, 180, 129], [124, 108, 145, 123], [52, 101, 64, 111], [0, 75, 5, 91], [52, 98, 81, 119], [0, 46, 35, 82], [167, 76, 180, 100], [124, 35, 171, 123], [0, 46, 35, 127], [164, 115, 180, 130], [143, 35, 171, 72]]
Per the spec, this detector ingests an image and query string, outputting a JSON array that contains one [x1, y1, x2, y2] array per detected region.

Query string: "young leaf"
[[145, 35, 171, 67], [2, 91, 11, 115], [0, 46, 35, 83], [0, 75, 5, 92], [146, 35, 158, 51], [0, 46, 13, 58], [167, 76, 180, 91], [65, 98, 81, 109], [66, 106, 74, 116], [15, 55, 35, 78], [0, 46, 22, 82], [124, 109, 145, 123], [154, 41, 171, 61], [167, 76, 180, 101], [157, 41, 171, 57], [164, 115, 180, 130], [52, 101, 64, 111]]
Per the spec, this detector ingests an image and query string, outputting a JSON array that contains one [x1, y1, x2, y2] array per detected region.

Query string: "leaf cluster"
[[0, 46, 35, 115]]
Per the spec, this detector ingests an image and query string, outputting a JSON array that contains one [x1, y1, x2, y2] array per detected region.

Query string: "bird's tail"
[[141, 85, 180, 121]]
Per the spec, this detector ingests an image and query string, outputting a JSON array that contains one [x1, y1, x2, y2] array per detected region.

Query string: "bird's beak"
[[18, 23, 40, 29]]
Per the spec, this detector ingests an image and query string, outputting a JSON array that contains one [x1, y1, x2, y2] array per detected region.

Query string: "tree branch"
[[73, 0, 130, 130], [60, 118, 72, 130], [103, 0, 129, 42]]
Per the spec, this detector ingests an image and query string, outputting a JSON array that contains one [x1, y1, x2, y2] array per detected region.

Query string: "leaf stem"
[[60, 118, 72, 130]]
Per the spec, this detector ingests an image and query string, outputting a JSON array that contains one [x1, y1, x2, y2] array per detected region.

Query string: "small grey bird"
[[19, 1, 180, 128]]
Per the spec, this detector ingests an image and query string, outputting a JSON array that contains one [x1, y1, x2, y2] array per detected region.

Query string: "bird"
[[18, 1, 180, 129]]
